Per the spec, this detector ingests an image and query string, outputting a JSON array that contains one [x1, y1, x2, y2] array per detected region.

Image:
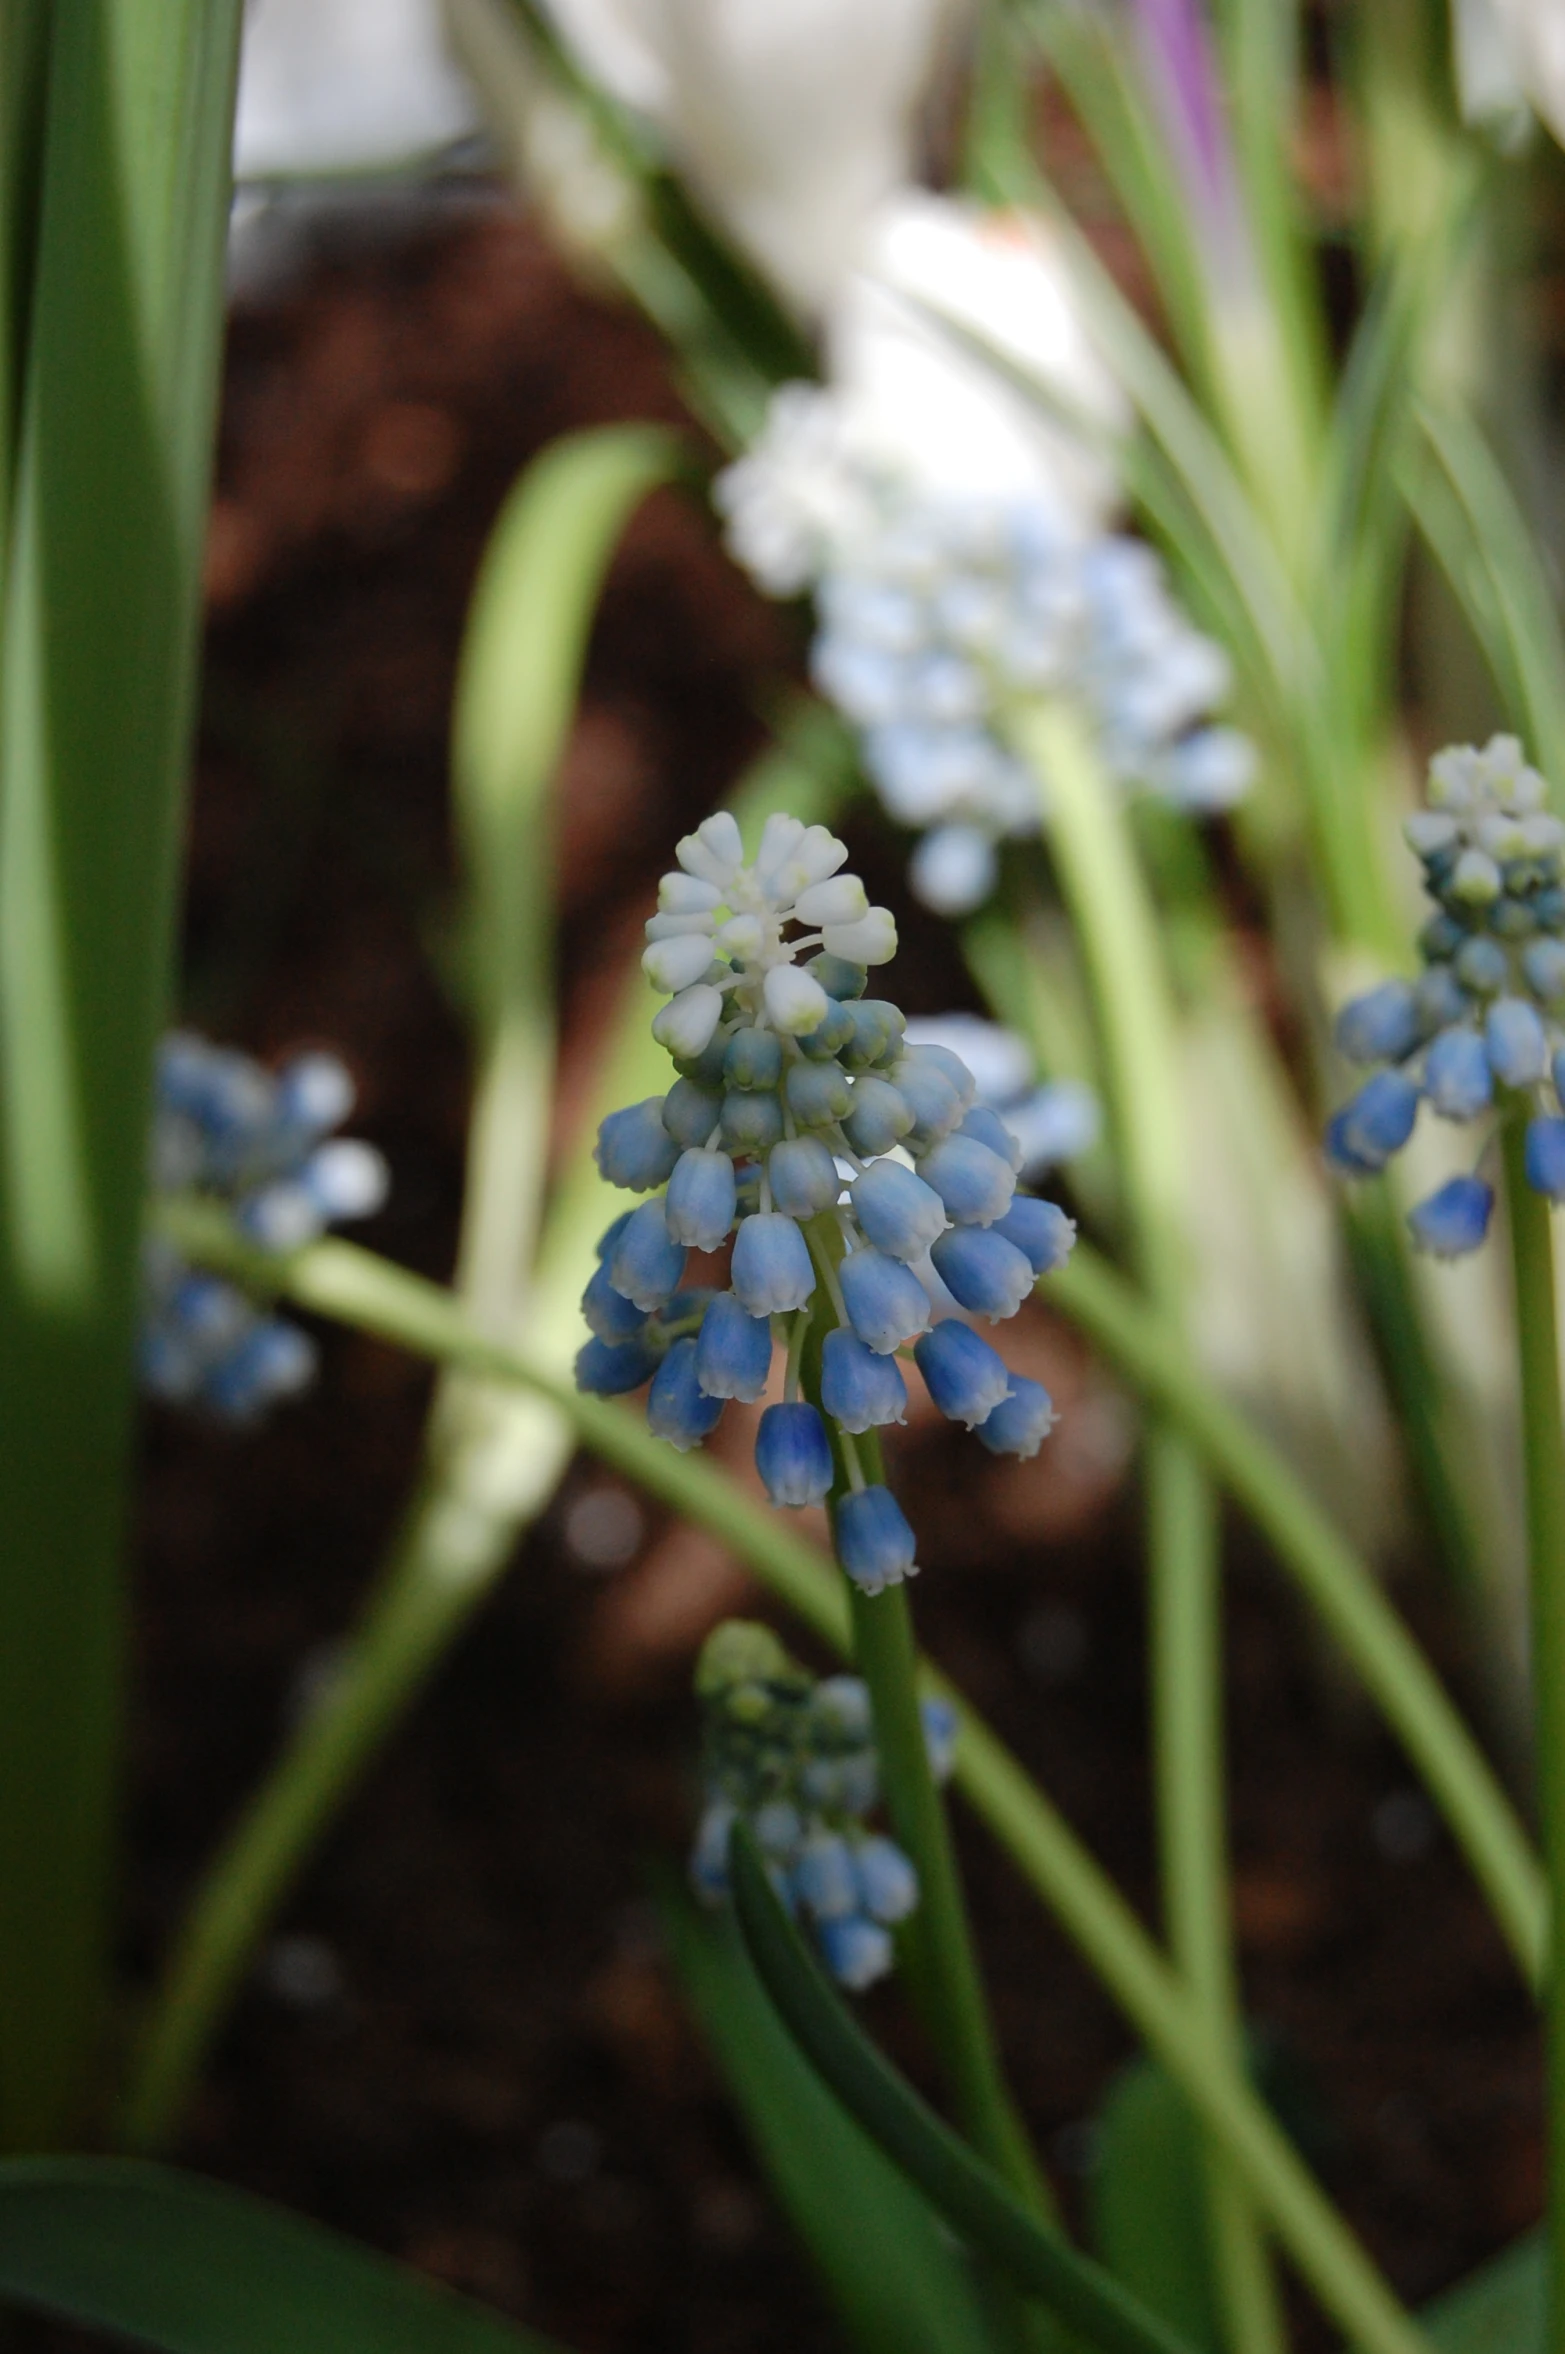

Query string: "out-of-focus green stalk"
[[1502, 1120, 1565, 2349], [1213, 0, 1327, 428], [450, 427, 680, 1336], [121, 427, 676, 2153], [0, 0, 49, 581], [0, 0, 241, 2150], [1020, 0, 1212, 389], [1014, 699, 1285, 2354], [1408, 402, 1565, 799], [1144, 1429, 1283, 2354], [1346, 0, 1474, 272], [1004, 2, 1498, 1641]]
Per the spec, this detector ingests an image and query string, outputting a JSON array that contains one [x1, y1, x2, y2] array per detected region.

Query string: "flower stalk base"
[[1504, 1117, 1565, 2352]]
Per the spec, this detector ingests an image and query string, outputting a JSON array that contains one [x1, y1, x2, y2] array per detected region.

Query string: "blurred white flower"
[[1453, 0, 1565, 148], [715, 195, 1126, 595], [713, 385, 877, 595], [832, 193, 1128, 518], [541, 0, 669, 113], [235, 0, 479, 179], [444, 0, 643, 264], [540, 0, 966, 312]]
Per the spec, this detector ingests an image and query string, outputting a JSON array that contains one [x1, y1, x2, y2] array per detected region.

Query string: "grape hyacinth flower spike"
[[718, 390, 1254, 916], [144, 1033, 389, 1419], [575, 810, 1077, 1594], [1325, 735, 1565, 1259], [689, 1622, 951, 1990]]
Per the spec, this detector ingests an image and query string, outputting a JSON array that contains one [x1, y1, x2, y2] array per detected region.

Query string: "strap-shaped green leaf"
[[0, 0, 245, 2149], [1406, 404, 1565, 801], [1089, 2058, 1221, 2354], [1421, 2229, 1542, 2352], [725, 1824, 1197, 2354], [0, 2158, 565, 2354], [662, 1881, 1008, 2354]]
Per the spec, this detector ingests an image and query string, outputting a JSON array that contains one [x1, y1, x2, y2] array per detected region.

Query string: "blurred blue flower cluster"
[[1329, 736, 1565, 1257], [575, 813, 1076, 1594], [690, 1619, 955, 1990], [901, 1013, 1100, 1183], [810, 500, 1252, 914], [143, 1032, 389, 1419]]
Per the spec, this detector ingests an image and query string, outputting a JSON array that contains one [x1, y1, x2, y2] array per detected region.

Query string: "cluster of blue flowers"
[[143, 1032, 389, 1419], [809, 499, 1254, 916], [1328, 737, 1565, 1258], [690, 1619, 955, 1991], [575, 813, 1076, 1597]]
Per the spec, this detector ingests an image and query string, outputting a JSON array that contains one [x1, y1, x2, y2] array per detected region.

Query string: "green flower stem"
[[1502, 1120, 1565, 2346], [728, 1825, 1198, 2354], [845, 1573, 1063, 2354], [157, 1202, 1434, 2354], [1010, 701, 1182, 1297], [1146, 1432, 1285, 2354], [848, 1536, 1049, 2213], [1015, 695, 1282, 2352], [797, 1217, 1049, 2221]]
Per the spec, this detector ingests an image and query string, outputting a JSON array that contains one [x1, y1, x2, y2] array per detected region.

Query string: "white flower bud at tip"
[[823, 908, 898, 965], [658, 871, 724, 914], [764, 964, 831, 1035], [793, 874, 868, 927], [652, 984, 725, 1058], [716, 913, 765, 960], [644, 933, 720, 994], [676, 812, 744, 885], [756, 812, 806, 877], [794, 825, 850, 884], [645, 910, 717, 941], [770, 827, 851, 903]]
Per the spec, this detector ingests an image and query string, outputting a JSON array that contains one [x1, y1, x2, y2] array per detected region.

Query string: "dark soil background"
[[45, 184, 1545, 2352]]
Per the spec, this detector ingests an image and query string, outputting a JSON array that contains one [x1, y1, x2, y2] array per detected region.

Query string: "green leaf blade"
[[1422, 2228, 1544, 2353], [0, 2159, 565, 2354], [725, 1823, 1199, 2354], [1089, 2058, 1221, 2354], [662, 1880, 1008, 2354]]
